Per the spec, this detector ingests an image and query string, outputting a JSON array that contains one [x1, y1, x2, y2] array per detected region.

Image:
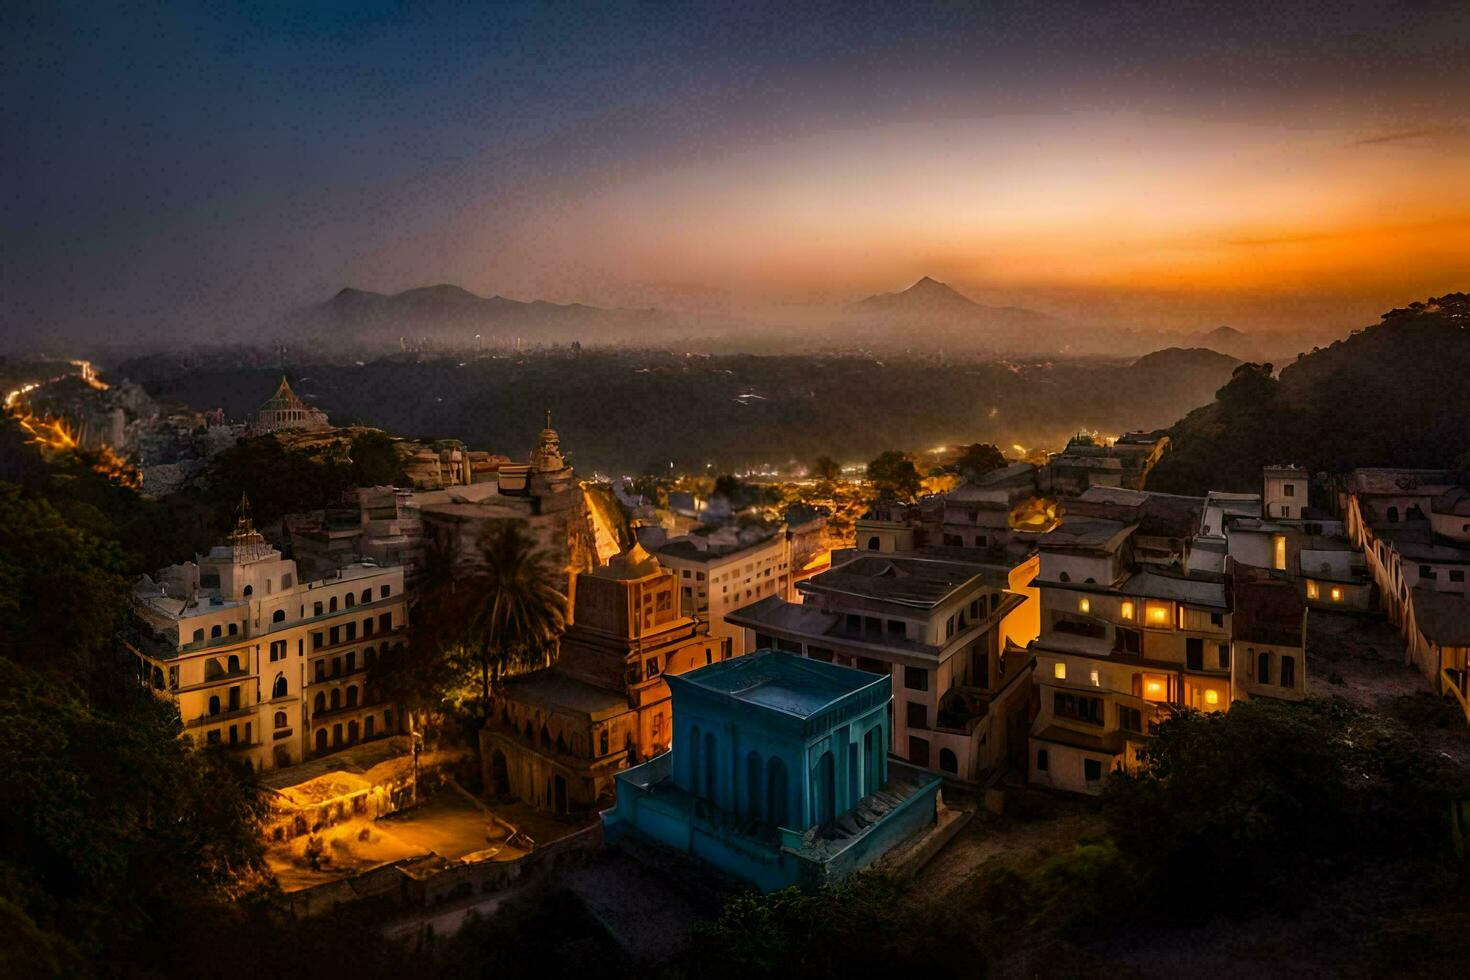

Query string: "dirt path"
[[1308, 609, 1470, 766], [912, 806, 1096, 900]]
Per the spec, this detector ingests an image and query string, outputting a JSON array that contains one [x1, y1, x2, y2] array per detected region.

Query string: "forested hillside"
[[1148, 294, 1470, 494]]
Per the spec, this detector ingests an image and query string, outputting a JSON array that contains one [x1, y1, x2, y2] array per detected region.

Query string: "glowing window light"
[[1054, 662, 1067, 680], [1330, 587, 1342, 602], [1144, 679, 1165, 698], [1147, 603, 1171, 625], [1078, 597, 1091, 614], [1204, 689, 1220, 706], [1274, 534, 1287, 571], [1120, 600, 1134, 620], [1089, 668, 1100, 687], [1306, 580, 1319, 600]]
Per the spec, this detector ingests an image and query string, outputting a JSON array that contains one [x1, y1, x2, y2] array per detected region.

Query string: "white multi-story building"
[[125, 504, 409, 770], [654, 525, 793, 649], [727, 550, 1039, 783]]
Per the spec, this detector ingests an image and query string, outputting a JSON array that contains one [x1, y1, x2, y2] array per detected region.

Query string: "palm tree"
[[463, 520, 567, 709], [371, 532, 466, 737]]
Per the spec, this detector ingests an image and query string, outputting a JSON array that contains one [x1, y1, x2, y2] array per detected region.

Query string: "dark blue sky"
[[5, 1, 1468, 345]]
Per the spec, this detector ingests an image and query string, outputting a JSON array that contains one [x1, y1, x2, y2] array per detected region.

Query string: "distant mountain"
[[1196, 325, 1245, 347], [286, 283, 670, 347], [1147, 293, 1470, 494], [845, 276, 1057, 352]]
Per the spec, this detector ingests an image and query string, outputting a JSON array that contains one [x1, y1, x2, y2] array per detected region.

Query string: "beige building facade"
[[127, 506, 408, 770]]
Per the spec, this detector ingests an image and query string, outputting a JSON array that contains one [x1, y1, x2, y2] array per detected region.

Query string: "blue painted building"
[[603, 651, 943, 891]]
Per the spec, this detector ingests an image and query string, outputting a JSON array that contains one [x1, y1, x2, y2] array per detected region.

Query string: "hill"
[[1147, 293, 1470, 494], [844, 277, 1056, 352], [286, 283, 672, 347]]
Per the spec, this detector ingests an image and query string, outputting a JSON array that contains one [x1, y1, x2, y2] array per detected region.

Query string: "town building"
[[652, 524, 793, 649], [481, 544, 731, 814], [1195, 467, 1372, 613], [255, 376, 330, 432], [1345, 468, 1470, 721], [1026, 485, 1310, 795], [1231, 565, 1308, 703], [125, 502, 409, 770], [602, 651, 944, 892], [1043, 431, 1169, 497], [726, 551, 1038, 783], [284, 416, 618, 600]]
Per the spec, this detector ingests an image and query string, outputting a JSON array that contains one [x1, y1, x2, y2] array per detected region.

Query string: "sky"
[[4, 0, 1470, 345]]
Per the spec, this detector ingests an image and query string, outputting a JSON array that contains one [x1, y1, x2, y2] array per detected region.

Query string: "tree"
[[865, 450, 922, 501], [0, 484, 128, 675], [370, 534, 471, 734], [462, 521, 567, 708], [812, 455, 842, 483], [949, 443, 1006, 480], [1103, 698, 1465, 917], [0, 481, 271, 970], [348, 430, 405, 486]]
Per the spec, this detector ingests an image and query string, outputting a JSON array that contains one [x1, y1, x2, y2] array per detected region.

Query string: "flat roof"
[[801, 553, 1006, 608], [671, 650, 886, 719], [1039, 516, 1136, 552], [1120, 569, 1229, 608], [503, 668, 629, 719]]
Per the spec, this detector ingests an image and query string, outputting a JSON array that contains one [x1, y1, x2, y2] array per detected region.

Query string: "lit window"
[[1120, 600, 1134, 620], [1078, 597, 1091, 614], [1330, 587, 1342, 602], [1204, 689, 1219, 706], [1053, 662, 1067, 680], [1306, 580, 1319, 600], [1147, 603, 1171, 625], [1089, 668, 1100, 687], [1273, 534, 1287, 571]]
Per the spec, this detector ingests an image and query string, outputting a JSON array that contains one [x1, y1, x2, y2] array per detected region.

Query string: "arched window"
[[314, 692, 325, 712], [939, 748, 959, 774], [364, 715, 375, 738], [208, 695, 221, 715], [347, 720, 359, 743], [227, 654, 240, 673], [273, 711, 287, 729], [345, 592, 355, 608], [329, 596, 338, 612], [703, 731, 718, 802], [361, 589, 371, 605], [211, 625, 222, 639], [1059, 571, 1071, 582], [227, 623, 238, 636], [687, 725, 701, 789], [346, 686, 358, 707], [1257, 650, 1272, 685], [272, 609, 286, 623], [1387, 506, 1399, 523], [815, 750, 836, 825], [866, 536, 881, 551], [315, 729, 327, 753], [329, 689, 341, 709], [243, 584, 253, 597], [766, 757, 789, 827], [272, 673, 287, 699], [746, 750, 763, 818]]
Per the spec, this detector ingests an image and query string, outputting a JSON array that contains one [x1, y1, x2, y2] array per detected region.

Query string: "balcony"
[[184, 704, 256, 728]]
